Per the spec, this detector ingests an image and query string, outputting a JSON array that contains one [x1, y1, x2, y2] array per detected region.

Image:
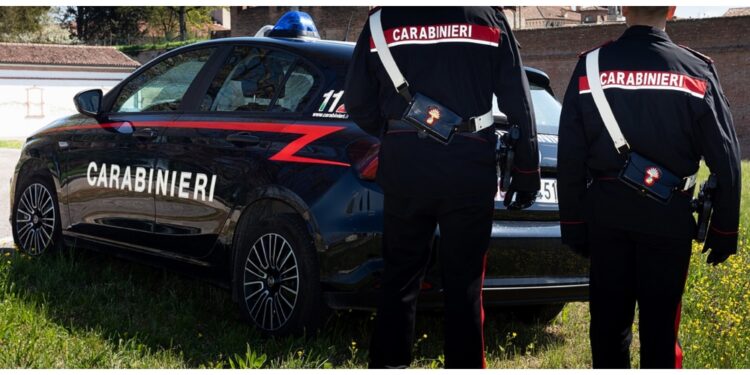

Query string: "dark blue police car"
[[10, 12, 587, 335]]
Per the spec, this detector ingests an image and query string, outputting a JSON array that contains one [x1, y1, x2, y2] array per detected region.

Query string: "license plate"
[[495, 178, 558, 204]]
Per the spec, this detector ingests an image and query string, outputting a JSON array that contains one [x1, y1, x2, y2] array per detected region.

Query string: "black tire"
[[510, 303, 566, 325], [233, 213, 322, 336], [488, 303, 566, 325], [11, 174, 63, 256]]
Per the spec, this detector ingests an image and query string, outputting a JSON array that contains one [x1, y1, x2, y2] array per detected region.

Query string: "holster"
[[692, 174, 717, 242], [496, 125, 520, 192]]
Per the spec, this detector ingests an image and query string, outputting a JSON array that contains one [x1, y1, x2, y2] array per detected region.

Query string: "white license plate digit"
[[495, 178, 558, 204], [537, 179, 558, 204]]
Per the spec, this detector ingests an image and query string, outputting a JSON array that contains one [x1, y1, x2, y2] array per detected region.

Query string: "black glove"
[[702, 233, 737, 266], [503, 190, 537, 210]]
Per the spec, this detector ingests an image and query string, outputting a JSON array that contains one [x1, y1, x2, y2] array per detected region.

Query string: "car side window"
[[270, 63, 317, 113], [201, 46, 319, 113], [112, 48, 215, 113]]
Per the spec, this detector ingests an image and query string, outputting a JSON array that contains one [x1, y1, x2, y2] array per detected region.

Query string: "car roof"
[[174, 36, 355, 65]]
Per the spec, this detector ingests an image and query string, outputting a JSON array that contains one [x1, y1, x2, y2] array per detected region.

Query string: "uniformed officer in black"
[[558, 6, 741, 369], [344, 6, 539, 369]]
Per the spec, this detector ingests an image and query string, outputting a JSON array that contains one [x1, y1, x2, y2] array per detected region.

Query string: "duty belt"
[[592, 170, 697, 191], [387, 111, 494, 134]]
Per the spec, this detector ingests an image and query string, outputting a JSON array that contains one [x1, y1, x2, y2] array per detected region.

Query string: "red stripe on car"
[[41, 120, 351, 167]]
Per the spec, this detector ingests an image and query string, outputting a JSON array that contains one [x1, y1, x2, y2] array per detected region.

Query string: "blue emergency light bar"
[[267, 11, 320, 39]]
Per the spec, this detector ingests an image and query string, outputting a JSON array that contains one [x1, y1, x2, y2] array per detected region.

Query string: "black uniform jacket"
[[558, 26, 741, 251], [344, 6, 539, 198]]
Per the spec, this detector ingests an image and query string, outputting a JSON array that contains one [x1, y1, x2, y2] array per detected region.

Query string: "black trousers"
[[369, 192, 494, 369], [588, 223, 692, 369]]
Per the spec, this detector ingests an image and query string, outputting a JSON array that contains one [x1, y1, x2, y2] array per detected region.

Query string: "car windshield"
[[492, 83, 561, 135]]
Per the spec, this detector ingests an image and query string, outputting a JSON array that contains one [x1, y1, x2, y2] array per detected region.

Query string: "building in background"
[[211, 7, 231, 30], [521, 6, 581, 29], [724, 7, 750, 17], [579, 6, 609, 24], [607, 6, 625, 22], [210, 7, 232, 39], [0, 43, 139, 138]]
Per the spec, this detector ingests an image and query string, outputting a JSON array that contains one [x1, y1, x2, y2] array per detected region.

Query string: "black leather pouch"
[[402, 93, 462, 145], [618, 152, 683, 204]]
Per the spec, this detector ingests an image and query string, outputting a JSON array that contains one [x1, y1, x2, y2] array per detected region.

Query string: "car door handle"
[[133, 128, 158, 141], [227, 132, 260, 146]]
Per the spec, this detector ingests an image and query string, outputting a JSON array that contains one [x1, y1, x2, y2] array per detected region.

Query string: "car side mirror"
[[74, 89, 103, 117]]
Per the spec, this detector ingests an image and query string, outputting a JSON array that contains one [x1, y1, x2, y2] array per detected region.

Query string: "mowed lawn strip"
[[0, 139, 23, 149], [0, 161, 747, 368]]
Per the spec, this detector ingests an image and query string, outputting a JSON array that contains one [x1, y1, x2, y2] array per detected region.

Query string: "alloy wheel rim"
[[16, 183, 56, 256], [243, 232, 299, 331]]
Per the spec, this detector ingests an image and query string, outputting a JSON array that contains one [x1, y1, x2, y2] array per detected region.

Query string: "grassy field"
[[0, 162, 747, 368], [0, 139, 23, 149]]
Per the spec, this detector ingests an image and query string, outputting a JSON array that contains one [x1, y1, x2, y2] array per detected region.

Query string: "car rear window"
[[492, 83, 561, 135], [529, 84, 562, 135]]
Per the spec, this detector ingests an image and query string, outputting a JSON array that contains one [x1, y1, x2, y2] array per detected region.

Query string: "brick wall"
[[515, 16, 750, 157], [231, 6, 369, 42]]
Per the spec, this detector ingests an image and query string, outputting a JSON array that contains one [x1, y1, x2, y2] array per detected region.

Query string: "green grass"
[[117, 39, 208, 55], [0, 139, 23, 149], [0, 161, 747, 368]]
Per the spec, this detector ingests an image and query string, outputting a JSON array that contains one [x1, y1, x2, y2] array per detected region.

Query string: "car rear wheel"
[[12, 175, 62, 256], [508, 303, 566, 324], [233, 214, 322, 336]]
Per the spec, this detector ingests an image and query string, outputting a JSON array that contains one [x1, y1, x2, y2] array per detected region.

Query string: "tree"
[[176, 7, 214, 41], [147, 7, 214, 41], [146, 7, 179, 41], [0, 7, 49, 39], [65, 6, 148, 45], [3, 7, 74, 44]]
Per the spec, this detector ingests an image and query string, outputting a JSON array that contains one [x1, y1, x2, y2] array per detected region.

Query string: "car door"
[[65, 46, 217, 250], [152, 44, 323, 258]]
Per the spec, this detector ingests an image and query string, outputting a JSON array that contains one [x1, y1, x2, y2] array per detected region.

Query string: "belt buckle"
[[681, 174, 697, 191], [466, 116, 479, 133]]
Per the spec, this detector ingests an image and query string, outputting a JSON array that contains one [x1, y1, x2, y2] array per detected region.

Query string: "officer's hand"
[[503, 190, 537, 210], [702, 234, 737, 266]]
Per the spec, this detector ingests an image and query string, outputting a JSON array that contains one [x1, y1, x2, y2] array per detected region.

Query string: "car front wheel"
[[12, 175, 62, 256]]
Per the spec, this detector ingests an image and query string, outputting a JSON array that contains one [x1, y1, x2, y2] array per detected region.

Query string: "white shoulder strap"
[[585, 48, 630, 153], [369, 9, 410, 96]]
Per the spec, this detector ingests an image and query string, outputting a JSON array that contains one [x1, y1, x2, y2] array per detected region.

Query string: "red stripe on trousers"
[[674, 268, 689, 369], [675, 302, 683, 369], [480, 253, 487, 369]]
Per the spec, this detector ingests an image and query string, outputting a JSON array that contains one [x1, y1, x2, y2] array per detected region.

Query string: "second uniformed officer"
[[558, 6, 741, 369], [344, 6, 540, 369]]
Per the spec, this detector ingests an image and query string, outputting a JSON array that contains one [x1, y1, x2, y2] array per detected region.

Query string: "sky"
[[674, 6, 731, 18]]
